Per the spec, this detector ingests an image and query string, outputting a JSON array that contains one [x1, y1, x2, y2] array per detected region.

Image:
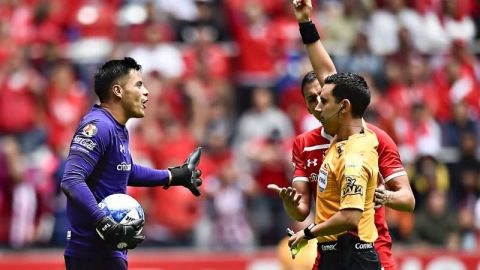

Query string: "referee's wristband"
[[303, 223, 316, 240], [299, 21, 320, 44]]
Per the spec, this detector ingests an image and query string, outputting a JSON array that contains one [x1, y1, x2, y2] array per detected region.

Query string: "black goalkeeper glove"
[[165, 147, 203, 196], [95, 216, 145, 250]]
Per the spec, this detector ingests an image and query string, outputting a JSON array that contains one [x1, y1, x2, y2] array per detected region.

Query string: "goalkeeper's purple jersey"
[[62, 105, 133, 259]]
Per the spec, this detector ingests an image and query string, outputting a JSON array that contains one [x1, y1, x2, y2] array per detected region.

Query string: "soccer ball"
[[98, 193, 145, 228]]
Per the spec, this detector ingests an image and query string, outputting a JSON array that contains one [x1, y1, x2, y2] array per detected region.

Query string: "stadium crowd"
[[0, 0, 479, 253]]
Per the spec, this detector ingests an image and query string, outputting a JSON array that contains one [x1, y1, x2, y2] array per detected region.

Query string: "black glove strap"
[[96, 216, 116, 238], [166, 165, 191, 188], [299, 21, 320, 44]]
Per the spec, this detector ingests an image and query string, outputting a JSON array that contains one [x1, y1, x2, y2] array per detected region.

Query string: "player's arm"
[[268, 137, 312, 221], [376, 174, 415, 212], [292, 0, 336, 86], [268, 181, 311, 221], [291, 181, 312, 221], [60, 122, 110, 223], [128, 148, 202, 196], [374, 127, 415, 212]]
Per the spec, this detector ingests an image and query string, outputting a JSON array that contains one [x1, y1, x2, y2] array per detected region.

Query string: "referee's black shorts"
[[315, 234, 381, 270]]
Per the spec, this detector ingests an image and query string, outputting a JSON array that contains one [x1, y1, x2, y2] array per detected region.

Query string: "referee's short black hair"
[[300, 70, 318, 98], [94, 57, 142, 102], [324, 72, 370, 118]]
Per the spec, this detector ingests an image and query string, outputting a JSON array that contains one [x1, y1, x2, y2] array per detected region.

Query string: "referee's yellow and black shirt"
[[315, 125, 379, 243]]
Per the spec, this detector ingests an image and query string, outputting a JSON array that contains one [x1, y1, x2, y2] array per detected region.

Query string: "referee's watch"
[[303, 223, 316, 240]]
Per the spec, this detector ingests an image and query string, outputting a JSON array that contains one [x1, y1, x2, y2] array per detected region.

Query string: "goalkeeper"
[[60, 57, 202, 270]]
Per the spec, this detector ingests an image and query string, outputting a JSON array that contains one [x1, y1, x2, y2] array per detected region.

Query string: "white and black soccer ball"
[[98, 193, 145, 230]]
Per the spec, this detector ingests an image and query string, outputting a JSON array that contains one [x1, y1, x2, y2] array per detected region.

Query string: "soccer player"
[[269, 1, 415, 270], [287, 70, 382, 270], [60, 57, 202, 270]]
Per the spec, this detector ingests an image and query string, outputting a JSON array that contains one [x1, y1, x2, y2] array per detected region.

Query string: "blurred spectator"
[[0, 21, 14, 66], [432, 55, 479, 122], [233, 87, 294, 184], [367, 0, 424, 55], [175, 0, 230, 43], [44, 63, 88, 155], [334, 32, 385, 86], [204, 158, 256, 250], [0, 49, 47, 153], [449, 131, 480, 250], [129, 23, 185, 79], [70, 0, 118, 40], [318, 0, 368, 56], [182, 25, 232, 81], [409, 155, 450, 210], [440, 0, 476, 44], [227, 1, 278, 110], [142, 187, 202, 247], [197, 99, 234, 179], [155, 0, 199, 21], [140, 119, 199, 246], [4, 138, 34, 249], [442, 101, 478, 147], [394, 103, 442, 162], [246, 129, 292, 246], [411, 191, 459, 250], [451, 131, 480, 203], [3, 137, 59, 249], [0, 137, 21, 246]]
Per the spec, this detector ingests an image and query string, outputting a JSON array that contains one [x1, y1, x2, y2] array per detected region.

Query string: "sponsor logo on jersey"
[[307, 158, 318, 167], [117, 162, 132, 171], [72, 136, 97, 150], [355, 243, 374, 250], [309, 172, 318, 183], [120, 144, 126, 153], [342, 176, 363, 197], [320, 243, 337, 251], [82, 123, 98, 137]]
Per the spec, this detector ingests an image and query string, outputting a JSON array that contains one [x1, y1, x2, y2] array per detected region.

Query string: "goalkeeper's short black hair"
[[94, 57, 142, 102], [324, 72, 370, 118]]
